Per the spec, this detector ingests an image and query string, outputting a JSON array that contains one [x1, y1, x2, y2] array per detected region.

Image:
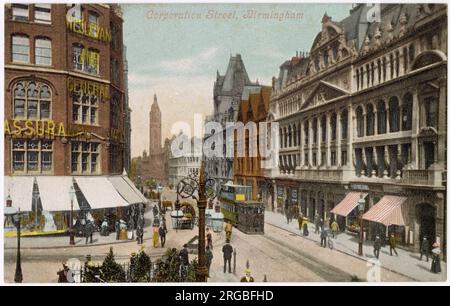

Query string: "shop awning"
[[330, 192, 368, 217], [362, 195, 407, 226], [108, 176, 146, 205], [36, 176, 79, 211], [75, 177, 129, 209], [4, 176, 34, 211], [122, 176, 148, 203]]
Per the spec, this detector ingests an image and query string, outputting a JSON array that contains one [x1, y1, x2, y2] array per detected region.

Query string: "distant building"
[[168, 134, 202, 187]]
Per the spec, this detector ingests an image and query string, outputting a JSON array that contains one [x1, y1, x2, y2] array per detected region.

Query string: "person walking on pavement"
[[389, 234, 398, 256], [159, 225, 167, 248], [179, 244, 190, 279], [431, 242, 441, 274], [206, 227, 213, 250], [136, 224, 144, 245], [314, 213, 320, 234], [320, 226, 328, 248], [297, 212, 304, 230], [373, 235, 382, 259], [225, 221, 233, 241], [222, 239, 233, 273], [302, 217, 309, 236], [84, 220, 94, 244], [205, 245, 213, 277], [331, 220, 339, 238], [420, 237, 430, 262], [152, 225, 159, 248]]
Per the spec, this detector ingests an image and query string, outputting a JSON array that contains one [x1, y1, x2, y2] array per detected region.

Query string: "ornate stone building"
[[168, 134, 202, 187], [266, 4, 446, 253], [205, 54, 257, 187]]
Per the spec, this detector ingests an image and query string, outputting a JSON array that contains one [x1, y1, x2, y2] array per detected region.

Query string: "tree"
[[101, 247, 126, 282], [132, 249, 152, 282]]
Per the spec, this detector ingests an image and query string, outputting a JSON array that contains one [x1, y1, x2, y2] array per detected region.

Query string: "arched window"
[[402, 93, 412, 131], [366, 103, 375, 136], [341, 109, 348, 139], [13, 81, 51, 119], [320, 115, 326, 142], [312, 118, 318, 143], [389, 97, 400, 132], [425, 96, 438, 128], [111, 94, 120, 128], [377, 101, 387, 134], [35, 37, 52, 65], [331, 112, 337, 141], [12, 34, 29, 63], [356, 106, 364, 137]]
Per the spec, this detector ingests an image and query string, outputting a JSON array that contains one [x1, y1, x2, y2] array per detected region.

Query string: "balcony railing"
[[295, 168, 343, 181], [401, 169, 445, 186]]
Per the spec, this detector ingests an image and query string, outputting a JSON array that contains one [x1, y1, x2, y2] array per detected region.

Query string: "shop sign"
[[68, 77, 109, 100], [291, 189, 298, 204], [350, 184, 369, 191], [277, 186, 285, 199], [4, 119, 94, 138], [66, 19, 112, 43]]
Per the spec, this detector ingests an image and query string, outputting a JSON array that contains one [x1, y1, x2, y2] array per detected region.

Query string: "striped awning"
[[330, 192, 368, 217], [362, 195, 407, 226]]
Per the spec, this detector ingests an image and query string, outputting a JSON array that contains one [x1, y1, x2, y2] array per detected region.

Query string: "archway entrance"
[[418, 203, 436, 244]]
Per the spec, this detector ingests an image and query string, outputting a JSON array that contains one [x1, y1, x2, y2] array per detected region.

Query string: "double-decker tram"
[[219, 182, 265, 234]]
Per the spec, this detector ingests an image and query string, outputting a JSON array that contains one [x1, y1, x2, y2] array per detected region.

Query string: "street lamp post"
[[14, 210, 23, 283], [32, 178, 39, 229], [69, 185, 76, 245], [357, 194, 365, 256]]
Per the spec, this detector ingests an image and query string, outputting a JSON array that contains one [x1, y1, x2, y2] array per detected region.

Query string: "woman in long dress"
[[152, 225, 159, 248], [431, 243, 441, 274]]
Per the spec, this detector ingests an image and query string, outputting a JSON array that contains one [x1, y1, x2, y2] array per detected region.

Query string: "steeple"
[[149, 93, 162, 155]]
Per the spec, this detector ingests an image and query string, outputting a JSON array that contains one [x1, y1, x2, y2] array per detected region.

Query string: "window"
[[279, 128, 283, 148], [371, 62, 375, 85], [341, 150, 347, 166], [395, 51, 400, 76], [377, 59, 381, 83], [72, 89, 98, 125], [12, 139, 52, 173], [304, 153, 309, 165], [377, 101, 387, 134], [12, 4, 29, 21], [390, 54, 394, 79], [35, 38, 51, 65], [297, 124, 301, 146], [34, 4, 51, 24], [341, 110, 348, 139], [321, 152, 326, 166], [402, 93, 412, 131], [366, 104, 375, 136], [360, 67, 364, 88], [111, 59, 119, 84], [71, 141, 100, 174], [12, 35, 29, 63], [72, 45, 99, 75], [13, 81, 51, 119], [409, 44, 415, 64], [366, 64, 370, 87], [356, 70, 359, 90], [331, 113, 337, 141], [382, 57, 387, 81], [111, 23, 119, 50], [389, 97, 400, 132], [85, 49, 99, 75], [331, 151, 336, 166], [88, 11, 99, 37], [320, 116, 326, 142], [111, 94, 120, 128], [403, 47, 408, 72], [312, 118, 318, 143], [312, 153, 317, 166], [356, 106, 364, 137], [304, 121, 309, 145], [425, 96, 438, 128]]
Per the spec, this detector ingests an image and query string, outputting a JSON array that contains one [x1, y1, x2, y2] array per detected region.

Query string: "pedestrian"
[[84, 220, 94, 244], [297, 213, 303, 231], [136, 225, 144, 245], [115, 220, 120, 240], [179, 244, 189, 266], [314, 213, 320, 234], [373, 235, 381, 259], [206, 227, 213, 250], [240, 269, 255, 282], [318, 218, 324, 232], [224, 221, 233, 241], [302, 217, 309, 236], [57, 263, 69, 283], [284, 199, 290, 224], [420, 237, 430, 262], [159, 225, 167, 248], [222, 239, 233, 273], [430, 242, 441, 274], [101, 218, 109, 236], [320, 227, 327, 248], [331, 220, 339, 238], [389, 234, 398, 256], [152, 225, 159, 248], [152, 204, 158, 218], [205, 245, 213, 277]]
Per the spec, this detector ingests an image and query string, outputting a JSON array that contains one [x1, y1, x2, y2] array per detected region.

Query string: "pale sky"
[[122, 3, 352, 157]]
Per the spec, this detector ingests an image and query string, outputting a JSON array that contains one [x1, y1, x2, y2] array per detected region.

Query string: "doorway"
[[418, 203, 436, 244], [424, 142, 435, 169]]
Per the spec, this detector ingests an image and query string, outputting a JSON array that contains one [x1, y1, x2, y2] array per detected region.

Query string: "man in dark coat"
[[389, 234, 398, 256], [420, 237, 430, 262], [136, 225, 144, 245], [320, 227, 327, 247], [84, 220, 94, 244], [179, 244, 189, 266], [205, 246, 213, 277], [373, 235, 382, 259], [206, 228, 213, 250], [222, 239, 233, 273], [159, 225, 167, 248]]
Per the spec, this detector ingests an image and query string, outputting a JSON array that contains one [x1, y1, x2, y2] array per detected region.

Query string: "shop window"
[[34, 4, 51, 24], [72, 88, 98, 125], [12, 139, 52, 173], [402, 93, 412, 131], [366, 103, 375, 136], [389, 97, 400, 132], [35, 38, 52, 65], [12, 4, 29, 21], [12, 34, 29, 63], [13, 81, 51, 119], [425, 96, 438, 128], [71, 141, 100, 174], [377, 100, 387, 134], [356, 106, 364, 137]]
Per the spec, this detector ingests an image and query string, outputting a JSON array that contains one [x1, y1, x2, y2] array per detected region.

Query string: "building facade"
[[168, 134, 202, 187], [4, 4, 145, 229], [267, 4, 447, 252], [205, 54, 258, 187], [234, 85, 271, 203]]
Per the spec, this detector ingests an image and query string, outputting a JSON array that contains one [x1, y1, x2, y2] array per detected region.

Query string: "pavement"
[[265, 211, 447, 282]]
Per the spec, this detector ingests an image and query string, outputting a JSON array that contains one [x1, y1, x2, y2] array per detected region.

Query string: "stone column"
[[326, 113, 331, 167], [318, 117, 322, 167], [309, 120, 313, 166], [336, 111, 342, 167]]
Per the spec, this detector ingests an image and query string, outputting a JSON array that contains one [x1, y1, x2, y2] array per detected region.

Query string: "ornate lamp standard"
[[357, 194, 366, 256], [69, 185, 76, 245], [32, 177, 39, 229], [176, 162, 216, 282], [5, 196, 23, 283]]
